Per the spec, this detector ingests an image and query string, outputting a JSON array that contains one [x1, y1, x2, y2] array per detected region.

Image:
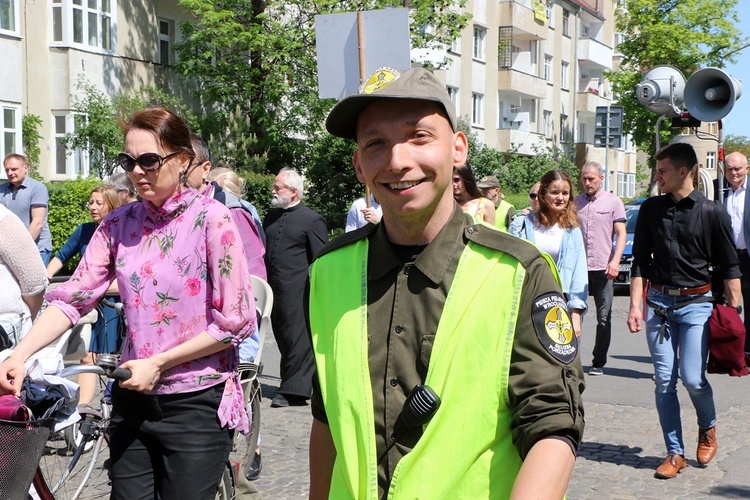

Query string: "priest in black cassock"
[[263, 168, 328, 407]]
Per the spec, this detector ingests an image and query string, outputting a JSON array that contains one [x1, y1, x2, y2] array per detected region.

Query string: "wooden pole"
[[357, 11, 371, 209]]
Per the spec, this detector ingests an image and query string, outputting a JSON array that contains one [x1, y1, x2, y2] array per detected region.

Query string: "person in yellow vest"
[[308, 66, 585, 499], [478, 174, 517, 231]]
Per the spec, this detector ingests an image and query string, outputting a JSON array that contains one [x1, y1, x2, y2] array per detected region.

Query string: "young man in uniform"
[[307, 67, 585, 498], [627, 142, 741, 479], [477, 174, 516, 231]]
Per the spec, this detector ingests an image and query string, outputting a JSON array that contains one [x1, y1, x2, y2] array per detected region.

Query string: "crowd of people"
[[0, 64, 746, 497]]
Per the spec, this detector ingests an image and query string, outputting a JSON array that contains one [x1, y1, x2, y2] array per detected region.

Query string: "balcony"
[[578, 37, 613, 70], [498, 0, 547, 40], [497, 69, 547, 99], [577, 89, 612, 114], [496, 129, 549, 156]]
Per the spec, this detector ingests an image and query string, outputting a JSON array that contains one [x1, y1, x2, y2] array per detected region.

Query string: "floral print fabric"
[[46, 188, 254, 432]]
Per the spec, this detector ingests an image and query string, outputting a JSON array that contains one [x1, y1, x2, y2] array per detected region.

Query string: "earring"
[[180, 170, 188, 185]]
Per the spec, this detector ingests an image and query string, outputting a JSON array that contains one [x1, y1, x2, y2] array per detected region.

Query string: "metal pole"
[[717, 119, 724, 206], [604, 106, 610, 193]]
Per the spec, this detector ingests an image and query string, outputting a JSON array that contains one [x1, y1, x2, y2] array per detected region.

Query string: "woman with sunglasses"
[[0, 106, 255, 499], [510, 170, 588, 336], [452, 163, 496, 225], [46, 185, 123, 405]]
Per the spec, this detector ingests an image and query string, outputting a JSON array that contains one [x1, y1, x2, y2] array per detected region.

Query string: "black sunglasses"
[[529, 193, 538, 199], [117, 151, 180, 172]]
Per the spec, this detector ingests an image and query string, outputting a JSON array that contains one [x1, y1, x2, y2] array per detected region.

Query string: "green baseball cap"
[[325, 66, 458, 140]]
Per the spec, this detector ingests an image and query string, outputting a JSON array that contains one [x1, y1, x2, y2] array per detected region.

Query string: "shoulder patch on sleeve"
[[531, 292, 578, 364]]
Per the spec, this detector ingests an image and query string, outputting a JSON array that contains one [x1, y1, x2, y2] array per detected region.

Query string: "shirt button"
[[390, 379, 398, 387], [404, 265, 411, 275], [395, 325, 403, 334]]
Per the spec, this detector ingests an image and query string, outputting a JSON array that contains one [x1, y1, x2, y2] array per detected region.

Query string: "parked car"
[[614, 205, 639, 287]]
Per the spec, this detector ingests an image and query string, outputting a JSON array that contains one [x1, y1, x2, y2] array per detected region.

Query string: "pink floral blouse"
[[46, 188, 255, 432]]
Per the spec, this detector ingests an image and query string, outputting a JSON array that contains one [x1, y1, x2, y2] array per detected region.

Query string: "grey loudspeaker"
[[636, 65, 686, 117], [684, 67, 742, 122]]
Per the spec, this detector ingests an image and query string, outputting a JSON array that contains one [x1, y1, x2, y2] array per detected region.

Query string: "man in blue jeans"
[[627, 142, 741, 479]]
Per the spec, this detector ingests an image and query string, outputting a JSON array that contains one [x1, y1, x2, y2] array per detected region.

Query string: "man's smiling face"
[[353, 99, 466, 229]]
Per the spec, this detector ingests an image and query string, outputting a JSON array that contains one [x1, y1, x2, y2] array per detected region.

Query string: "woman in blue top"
[[46, 184, 123, 404], [510, 170, 588, 336]]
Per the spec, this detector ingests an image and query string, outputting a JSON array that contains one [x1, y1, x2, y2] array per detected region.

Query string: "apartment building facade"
[[425, 0, 639, 197], [0, 0, 192, 181]]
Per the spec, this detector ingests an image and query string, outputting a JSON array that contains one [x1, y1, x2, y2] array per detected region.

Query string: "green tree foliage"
[[461, 120, 577, 195], [175, 0, 469, 173], [304, 134, 358, 233], [67, 79, 197, 178], [46, 178, 102, 273], [241, 172, 276, 220], [724, 134, 750, 158], [608, 0, 744, 164], [22, 114, 43, 171]]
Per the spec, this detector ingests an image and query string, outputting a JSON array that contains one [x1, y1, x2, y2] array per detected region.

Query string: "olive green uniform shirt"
[[310, 204, 585, 496]]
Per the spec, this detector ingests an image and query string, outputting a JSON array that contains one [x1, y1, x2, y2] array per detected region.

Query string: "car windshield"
[[625, 208, 639, 232]]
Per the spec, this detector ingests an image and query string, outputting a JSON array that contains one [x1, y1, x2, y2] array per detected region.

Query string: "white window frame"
[[560, 113, 570, 142], [473, 26, 486, 61], [617, 172, 635, 198], [53, 112, 89, 179], [544, 55, 553, 82], [562, 9, 570, 37], [0, 0, 19, 35], [471, 92, 484, 126], [450, 36, 461, 54], [543, 110, 553, 138], [706, 151, 716, 170], [561, 61, 569, 90], [51, 0, 116, 53], [446, 86, 459, 116], [546, 0, 554, 28], [158, 18, 174, 66], [0, 104, 21, 172]]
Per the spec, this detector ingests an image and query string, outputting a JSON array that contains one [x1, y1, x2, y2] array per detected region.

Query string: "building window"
[[706, 151, 716, 170], [546, 0, 554, 28], [159, 18, 174, 66], [617, 172, 635, 198], [543, 110, 553, 138], [472, 93, 484, 126], [544, 55, 553, 82], [562, 9, 570, 37], [450, 36, 461, 54], [473, 26, 486, 61], [1, 105, 20, 165], [561, 61, 569, 90], [446, 86, 459, 116], [578, 122, 587, 143], [52, 0, 115, 51], [0, 0, 18, 33], [54, 113, 88, 178], [560, 114, 570, 142]]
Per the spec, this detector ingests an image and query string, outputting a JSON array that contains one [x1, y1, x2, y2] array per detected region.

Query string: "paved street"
[[254, 292, 750, 498]]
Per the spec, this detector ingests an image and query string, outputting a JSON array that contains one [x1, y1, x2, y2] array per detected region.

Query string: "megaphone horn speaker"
[[684, 67, 743, 122]]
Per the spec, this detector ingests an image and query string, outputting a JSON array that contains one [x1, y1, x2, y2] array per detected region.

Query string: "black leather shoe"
[[245, 451, 262, 481], [271, 393, 309, 408], [270, 394, 290, 408]]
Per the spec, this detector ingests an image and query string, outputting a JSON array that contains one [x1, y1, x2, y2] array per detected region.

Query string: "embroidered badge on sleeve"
[[531, 292, 578, 364]]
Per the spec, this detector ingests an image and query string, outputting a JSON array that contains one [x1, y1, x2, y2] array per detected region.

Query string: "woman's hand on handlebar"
[[118, 357, 162, 392], [0, 357, 27, 397]]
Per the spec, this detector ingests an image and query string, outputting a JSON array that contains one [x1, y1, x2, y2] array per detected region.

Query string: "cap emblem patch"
[[360, 67, 401, 94]]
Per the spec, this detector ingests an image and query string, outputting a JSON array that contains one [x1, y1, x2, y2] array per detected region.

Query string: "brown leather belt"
[[650, 283, 711, 297]]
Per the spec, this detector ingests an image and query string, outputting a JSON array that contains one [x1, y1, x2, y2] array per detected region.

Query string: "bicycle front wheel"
[[37, 405, 112, 499]]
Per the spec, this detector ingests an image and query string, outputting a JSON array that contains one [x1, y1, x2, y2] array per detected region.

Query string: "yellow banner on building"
[[533, 0, 548, 23]]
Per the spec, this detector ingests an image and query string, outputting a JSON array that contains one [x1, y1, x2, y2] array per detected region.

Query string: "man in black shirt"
[[627, 142, 741, 480]]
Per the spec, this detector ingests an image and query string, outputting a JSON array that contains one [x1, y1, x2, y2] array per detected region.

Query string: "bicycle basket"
[[0, 417, 55, 499]]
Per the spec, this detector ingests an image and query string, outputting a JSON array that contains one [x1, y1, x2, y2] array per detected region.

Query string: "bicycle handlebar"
[[60, 364, 131, 381]]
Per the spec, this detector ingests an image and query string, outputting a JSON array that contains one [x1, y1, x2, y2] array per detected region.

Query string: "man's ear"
[[453, 131, 468, 167], [353, 149, 365, 183]]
